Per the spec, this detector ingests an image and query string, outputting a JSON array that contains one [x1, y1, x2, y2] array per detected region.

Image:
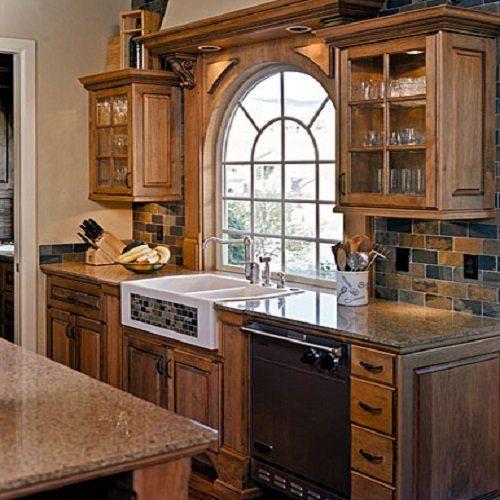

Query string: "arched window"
[[219, 70, 342, 282]]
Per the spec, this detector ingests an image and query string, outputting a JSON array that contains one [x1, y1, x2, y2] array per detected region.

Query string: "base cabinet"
[[0, 260, 14, 342], [122, 331, 171, 408], [47, 307, 105, 381]]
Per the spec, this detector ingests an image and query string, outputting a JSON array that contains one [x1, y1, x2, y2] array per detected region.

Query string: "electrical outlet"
[[395, 247, 410, 272], [463, 254, 479, 280]]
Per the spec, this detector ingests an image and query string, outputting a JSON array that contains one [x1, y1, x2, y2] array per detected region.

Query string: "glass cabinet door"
[[343, 45, 429, 205], [94, 92, 131, 194]]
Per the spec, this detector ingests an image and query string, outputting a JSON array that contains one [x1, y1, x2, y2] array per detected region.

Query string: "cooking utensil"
[[347, 253, 362, 272], [367, 249, 387, 269], [77, 232, 98, 250], [358, 236, 372, 253], [336, 245, 348, 271]]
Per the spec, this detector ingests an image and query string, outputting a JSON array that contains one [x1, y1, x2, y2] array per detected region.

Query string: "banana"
[[115, 245, 151, 264], [155, 246, 171, 264], [135, 250, 159, 263]]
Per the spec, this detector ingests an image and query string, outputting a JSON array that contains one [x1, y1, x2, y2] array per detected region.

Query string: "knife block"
[[84, 232, 126, 266]]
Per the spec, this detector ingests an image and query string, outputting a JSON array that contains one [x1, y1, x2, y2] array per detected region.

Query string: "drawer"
[[351, 471, 394, 500], [351, 346, 395, 385], [351, 425, 394, 484], [351, 377, 394, 435], [47, 276, 103, 321]]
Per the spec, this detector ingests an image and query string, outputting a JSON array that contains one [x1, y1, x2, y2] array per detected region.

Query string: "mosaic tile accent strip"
[[130, 293, 198, 337], [39, 243, 87, 264]]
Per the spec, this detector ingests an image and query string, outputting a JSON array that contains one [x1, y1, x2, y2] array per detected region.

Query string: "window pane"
[[285, 164, 315, 200], [319, 204, 343, 241], [254, 121, 281, 161], [224, 233, 247, 266], [319, 164, 335, 201], [225, 200, 251, 232], [285, 240, 316, 278], [255, 201, 281, 234], [254, 237, 282, 271], [285, 203, 316, 238], [284, 71, 328, 125], [225, 164, 250, 197], [319, 243, 337, 280], [241, 72, 281, 128], [255, 164, 281, 198], [311, 100, 335, 160], [224, 107, 257, 162], [284, 120, 315, 161]]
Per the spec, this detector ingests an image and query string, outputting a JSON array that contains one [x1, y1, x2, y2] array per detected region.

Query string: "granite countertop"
[[40, 262, 196, 286], [216, 290, 500, 352], [0, 339, 216, 497]]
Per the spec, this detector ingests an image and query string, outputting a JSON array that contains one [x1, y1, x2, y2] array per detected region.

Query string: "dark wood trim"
[[317, 5, 500, 47], [79, 68, 180, 91], [141, 0, 385, 56]]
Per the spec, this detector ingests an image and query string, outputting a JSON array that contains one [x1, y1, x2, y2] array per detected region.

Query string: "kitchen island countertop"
[[0, 339, 216, 498]]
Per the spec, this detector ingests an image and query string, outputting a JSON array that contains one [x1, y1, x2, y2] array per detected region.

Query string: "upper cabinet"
[[80, 69, 182, 202], [318, 6, 500, 219]]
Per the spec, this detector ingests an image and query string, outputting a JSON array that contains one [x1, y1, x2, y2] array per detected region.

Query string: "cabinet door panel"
[[414, 353, 499, 500], [74, 316, 104, 381], [171, 350, 221, 430], [47, 308, 72, 368], [123, 333, 168, 408]]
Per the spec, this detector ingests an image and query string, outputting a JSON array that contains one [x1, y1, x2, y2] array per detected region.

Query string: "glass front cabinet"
[[319, 6, 500, 219], [80, 69, 181, 202]]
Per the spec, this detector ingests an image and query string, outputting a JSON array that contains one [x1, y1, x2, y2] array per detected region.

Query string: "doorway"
[[0, 38, 36, 350]]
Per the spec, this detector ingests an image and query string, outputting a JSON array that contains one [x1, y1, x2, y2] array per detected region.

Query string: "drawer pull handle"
[[358, 401, 383, 415], [359, 361, 383, 373], [359, 449, 383, 463]]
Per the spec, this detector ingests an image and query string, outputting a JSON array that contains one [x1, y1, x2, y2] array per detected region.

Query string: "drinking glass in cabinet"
[[350, 56, 384, 101], [113, 127, 128, 155], [350, 103, 383, 148], [389, 100, 426, 145], [389, 51, 426, 98], [349, 151, 383, 193], [113, 159, 129, 187], [96, 98, 112, 127], [389, 150, 425, 195], [113, 96, 128, 125]]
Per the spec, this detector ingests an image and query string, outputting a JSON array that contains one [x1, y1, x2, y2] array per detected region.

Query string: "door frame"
[[0, 38, 36, 350]]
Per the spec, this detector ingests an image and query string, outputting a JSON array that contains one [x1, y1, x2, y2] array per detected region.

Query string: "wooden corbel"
[[165, 53, 197, 89], [206, 59, 239, 94], [293, 43, 333, 78]]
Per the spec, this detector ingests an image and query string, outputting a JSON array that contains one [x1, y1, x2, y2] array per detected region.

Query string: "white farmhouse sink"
[[121, 274, 298, 349]]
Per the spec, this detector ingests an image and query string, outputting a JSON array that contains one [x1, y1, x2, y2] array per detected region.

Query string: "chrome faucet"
[[259, 256, 272, 286], [202, 236, 260, 284]]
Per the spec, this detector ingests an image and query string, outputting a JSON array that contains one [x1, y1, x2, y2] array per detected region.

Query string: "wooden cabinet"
[[79, 69, 181, 202], [47, 307, 105, 380], [319, 6, 500, 219], [169, 349, 221, 442], [122, 328, 221, 443], [122, 330, 171, 407], [43, 273, 124, 387]]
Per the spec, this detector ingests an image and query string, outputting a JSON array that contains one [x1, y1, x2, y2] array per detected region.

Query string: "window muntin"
[[220, 70, 342, 282]]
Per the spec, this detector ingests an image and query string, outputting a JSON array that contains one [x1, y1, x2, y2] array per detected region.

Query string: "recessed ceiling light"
[[286, 25, 312, 33], [198, 45, 222, 52], [406, 50, 424, 55]]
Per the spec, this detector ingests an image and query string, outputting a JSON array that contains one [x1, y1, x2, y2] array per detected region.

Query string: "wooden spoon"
[[358, 235, 373, 253], [336, 245, 348, 271]]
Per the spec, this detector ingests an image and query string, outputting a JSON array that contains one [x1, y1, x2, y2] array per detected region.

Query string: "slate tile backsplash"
[[374, 219, 500, 318]]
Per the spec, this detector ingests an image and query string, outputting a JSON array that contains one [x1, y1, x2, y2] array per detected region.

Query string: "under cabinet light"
[[198, 45, 222, 52]]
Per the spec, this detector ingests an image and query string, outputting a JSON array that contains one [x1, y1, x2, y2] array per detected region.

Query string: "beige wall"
[[162, 0, 274, 28], [0, 0, 132, 244]]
